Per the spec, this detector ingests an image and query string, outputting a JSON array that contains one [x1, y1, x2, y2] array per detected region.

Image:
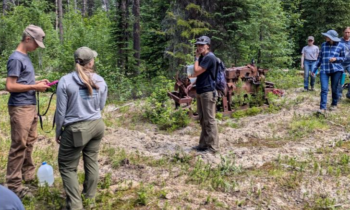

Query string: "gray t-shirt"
[[0, 185, 25, 210], [341, 38, 350, 67], [302, 45, 319, 61], [7, 51, 36, 106]]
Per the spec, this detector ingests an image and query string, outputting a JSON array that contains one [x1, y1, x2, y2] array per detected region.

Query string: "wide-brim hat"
[[24, 24, 46, 48], [322, 30, 341, 42], [74, 47, 98, 65], [195, 36, 211, 45]]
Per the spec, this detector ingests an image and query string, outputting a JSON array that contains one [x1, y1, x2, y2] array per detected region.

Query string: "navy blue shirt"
[[7, 51, 36, 106], [196, 52, 217, 94], [0, 185, 25, 210]]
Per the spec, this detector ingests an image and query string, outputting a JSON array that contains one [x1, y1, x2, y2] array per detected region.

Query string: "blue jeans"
[[320, 71, 343, 109], [304, 60, 317, 89], [337, 66, 350, 98]]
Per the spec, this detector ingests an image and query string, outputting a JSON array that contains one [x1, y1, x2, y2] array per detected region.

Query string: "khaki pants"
[[7, 105, 38, 193], [58, 119, 105, 210], [196, 90, 219, 152]]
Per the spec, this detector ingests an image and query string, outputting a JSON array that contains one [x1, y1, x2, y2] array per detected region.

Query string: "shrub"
[[143, 85, 190, 131]]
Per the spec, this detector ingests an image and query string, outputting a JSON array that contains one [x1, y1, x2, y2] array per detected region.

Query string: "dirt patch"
[[102, 89, 348, 169]]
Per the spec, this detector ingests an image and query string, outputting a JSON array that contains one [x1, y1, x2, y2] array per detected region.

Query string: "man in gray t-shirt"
[[301, 36, 319, 91], [6, 25, 49, 199]]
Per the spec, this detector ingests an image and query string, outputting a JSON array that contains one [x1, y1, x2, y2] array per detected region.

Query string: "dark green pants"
[[196, 90, 219, 152], [58, 119, 105, 210]]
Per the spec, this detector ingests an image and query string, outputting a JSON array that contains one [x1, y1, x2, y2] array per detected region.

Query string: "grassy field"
[[1, 71, 350, 209]]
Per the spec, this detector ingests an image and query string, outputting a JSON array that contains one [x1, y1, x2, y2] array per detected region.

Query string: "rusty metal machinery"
[[167, 63, 282, 115]]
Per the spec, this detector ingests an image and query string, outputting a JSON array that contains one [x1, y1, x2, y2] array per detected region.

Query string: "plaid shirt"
[[313, 41, 345, 74]]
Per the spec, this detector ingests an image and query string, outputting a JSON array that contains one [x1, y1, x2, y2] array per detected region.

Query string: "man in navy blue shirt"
[[192, 36, 219, 153]]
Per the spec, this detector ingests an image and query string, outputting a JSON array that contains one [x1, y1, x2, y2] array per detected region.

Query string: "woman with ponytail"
[[55, 47, 108, 210]]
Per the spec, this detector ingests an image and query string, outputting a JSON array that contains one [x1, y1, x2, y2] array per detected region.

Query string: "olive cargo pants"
[[58, 119, 105, 210], [196, 90, 219, 152], [7, 105, 38, 193]]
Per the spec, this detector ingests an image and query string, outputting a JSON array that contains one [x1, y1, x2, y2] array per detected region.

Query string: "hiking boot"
[[309, 87, 315, 91], [207, 148, 219, 155], [316, 109, 326, 116], [302, 89, 308, 92], [15, 187, 34, 199], [329, 105, 337, 111], [191, 145, 207, 152]]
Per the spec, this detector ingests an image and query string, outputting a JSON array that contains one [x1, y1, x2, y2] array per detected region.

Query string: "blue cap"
[[42, 162, 47, 165]]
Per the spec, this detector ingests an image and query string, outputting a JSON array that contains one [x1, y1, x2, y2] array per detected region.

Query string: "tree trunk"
[[74, 0, 77, 11], [117, 0, 128, 71], [102, 0, 109, 12], [58, 0, 63, 43], [257, 27, 262, 66], [88, 0, 94, 16], [3, 0, 6, 15], [133, 0, 140, 72], [82, 0, 87, 16], [55, 0, 58, 30]]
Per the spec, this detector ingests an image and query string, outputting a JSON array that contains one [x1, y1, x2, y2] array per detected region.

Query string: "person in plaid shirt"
[[312, 30, 345, 114]]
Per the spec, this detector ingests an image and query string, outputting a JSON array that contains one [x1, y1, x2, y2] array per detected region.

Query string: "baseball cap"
[[195, 36, 211, 45], [74, 47, 98, 65], [307, 36, 314, 41], [24, 25, 45, 48]]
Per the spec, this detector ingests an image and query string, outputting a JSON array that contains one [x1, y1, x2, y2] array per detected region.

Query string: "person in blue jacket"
[[312, 30, 345, 114]]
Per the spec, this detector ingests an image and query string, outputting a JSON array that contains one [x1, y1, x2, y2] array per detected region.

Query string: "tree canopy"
[[1, 0, 350, 100]]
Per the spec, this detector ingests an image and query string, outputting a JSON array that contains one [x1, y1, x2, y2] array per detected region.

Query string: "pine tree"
[[247, 0, 292, 68], [301, 0, 350, 44]]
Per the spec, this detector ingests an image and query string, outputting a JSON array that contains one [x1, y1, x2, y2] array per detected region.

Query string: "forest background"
[[1, 0, 350, 101]]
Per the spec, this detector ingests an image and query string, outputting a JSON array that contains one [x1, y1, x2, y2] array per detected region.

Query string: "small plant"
[[172, 151, 192, 164], [99, 173, 112, 189], [143, 86, 190, 131], [135, 186, 148, 206], [216, 112, 223, 120], [231, 107, 263, 119]]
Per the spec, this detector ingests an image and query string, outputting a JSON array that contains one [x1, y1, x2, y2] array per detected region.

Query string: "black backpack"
[[209, 58, 227, 92]]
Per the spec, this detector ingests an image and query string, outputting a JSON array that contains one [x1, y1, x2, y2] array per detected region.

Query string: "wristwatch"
[[195, 57, 199, 61]]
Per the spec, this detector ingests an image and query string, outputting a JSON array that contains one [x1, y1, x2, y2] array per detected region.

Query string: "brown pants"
[[197, 90, 219, 152], [6, 105, 38, 193]]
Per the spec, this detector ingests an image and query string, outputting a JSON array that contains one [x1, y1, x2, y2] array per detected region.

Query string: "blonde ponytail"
[[75, 63, 99, 96]]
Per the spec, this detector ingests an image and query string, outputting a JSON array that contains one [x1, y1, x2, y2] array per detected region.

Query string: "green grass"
[[2, 70, 350, 209]]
